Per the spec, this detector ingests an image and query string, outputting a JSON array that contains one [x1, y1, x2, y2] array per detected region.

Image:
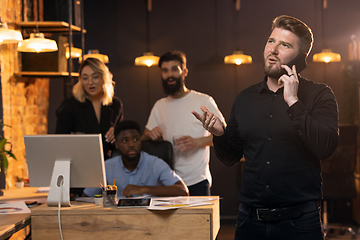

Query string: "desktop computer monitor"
[[24, 134, 107, 207]]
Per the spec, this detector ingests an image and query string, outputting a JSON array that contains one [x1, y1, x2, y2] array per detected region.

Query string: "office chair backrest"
[[141, 140, 173, 169], [111, 140, 174, 169], [321, 124, 358, 199]]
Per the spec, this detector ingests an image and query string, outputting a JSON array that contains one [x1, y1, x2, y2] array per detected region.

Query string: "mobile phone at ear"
[[281, 53, 307, 76]]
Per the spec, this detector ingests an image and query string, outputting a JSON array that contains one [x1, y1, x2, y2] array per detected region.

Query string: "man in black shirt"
[[192, 15, 338, 240]]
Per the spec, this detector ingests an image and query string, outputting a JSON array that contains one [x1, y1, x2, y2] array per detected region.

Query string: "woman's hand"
[[105, 127, 115, 144]]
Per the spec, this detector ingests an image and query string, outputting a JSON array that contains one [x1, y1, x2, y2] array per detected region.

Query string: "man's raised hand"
[[191, 105, 225, 136]]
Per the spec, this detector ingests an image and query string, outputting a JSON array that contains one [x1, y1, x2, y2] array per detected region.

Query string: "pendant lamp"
[[224, 50, 252, 65], [224, 0, 252, 65], [83, 49, 109, 63], [0, 21, 23, 44], [65, 43, 82, 60], [135, 52, 159, 67], [17, 0, 57, 53], [134, 0, 159, 67], [313, 49, 341, 63], [18, 32, 58, 53], [312, 0, 341, 63]]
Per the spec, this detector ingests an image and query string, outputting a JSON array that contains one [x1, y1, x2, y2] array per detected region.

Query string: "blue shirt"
[[84, 151, 182, 198]]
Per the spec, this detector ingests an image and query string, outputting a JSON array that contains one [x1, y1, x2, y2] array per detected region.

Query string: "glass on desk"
[[102, 189, 117, 207]]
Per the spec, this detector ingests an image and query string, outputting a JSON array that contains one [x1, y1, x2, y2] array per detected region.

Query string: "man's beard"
[[162, 76, 182, 96], [263, 55, 284, 79]]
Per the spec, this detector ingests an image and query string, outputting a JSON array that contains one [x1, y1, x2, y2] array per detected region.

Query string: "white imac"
[[24, 134, 107, 207]]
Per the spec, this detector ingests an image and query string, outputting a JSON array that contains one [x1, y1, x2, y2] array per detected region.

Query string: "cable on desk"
[[57, 178, 64, 240]]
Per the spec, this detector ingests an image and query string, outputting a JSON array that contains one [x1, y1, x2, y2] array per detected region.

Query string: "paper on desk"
[[75, 197, 95, 203], [36, 187, 50, 193], [0, 201, 31, 214], [148, 196, 218, 210]]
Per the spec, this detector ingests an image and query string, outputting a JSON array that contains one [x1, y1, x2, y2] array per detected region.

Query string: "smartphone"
[[281, 53, 307, 76]]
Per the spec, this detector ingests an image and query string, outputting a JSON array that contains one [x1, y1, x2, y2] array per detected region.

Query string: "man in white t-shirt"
[[141, 50, 226, 196]]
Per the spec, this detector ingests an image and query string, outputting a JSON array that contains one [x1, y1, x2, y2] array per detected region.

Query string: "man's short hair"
[[114, 120, 141, 138], [158, 50, 187, 69], [272, 15, 314, 56]]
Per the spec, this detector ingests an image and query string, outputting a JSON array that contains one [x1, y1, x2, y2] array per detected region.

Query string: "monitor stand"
[[47, 160, 71, 207]]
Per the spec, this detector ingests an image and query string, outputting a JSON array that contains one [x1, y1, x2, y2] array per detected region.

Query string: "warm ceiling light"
[[0, 22, 23, 44], [65, 44, 82, 60], [135, 52, 159, 67], [312, 49, 341, 63], [135, 1, 158, 68], [313, 1, 341, 63], [18, 32, 58, 53], [224, 51, 252, 65], [83, 49, 109, 63]]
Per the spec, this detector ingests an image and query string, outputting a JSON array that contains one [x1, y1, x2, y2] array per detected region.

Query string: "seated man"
[[84, 120, 189, 198]]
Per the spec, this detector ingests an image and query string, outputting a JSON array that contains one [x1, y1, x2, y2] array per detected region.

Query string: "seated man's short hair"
[[114, 120, 142, 138]]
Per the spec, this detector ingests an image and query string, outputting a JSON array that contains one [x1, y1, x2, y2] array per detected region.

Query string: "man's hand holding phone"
[[279, 64, 299, 107], [278, 53, 307, 107]]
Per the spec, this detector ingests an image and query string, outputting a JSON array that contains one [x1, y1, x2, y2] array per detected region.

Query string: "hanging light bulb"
[[83, 49, 109, 63], [224, 51, 252, 65], [135, 0, 158, 68], [313, 49, 341, 63], [18, 32, 58, 53], [0, 22, 23, 44], [312, 0, 341, 63], [224, 1, 252, 66], [65, 43, 82, 60], [135, 52, 159, 67]]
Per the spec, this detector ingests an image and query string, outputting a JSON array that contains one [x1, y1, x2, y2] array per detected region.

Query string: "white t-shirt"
[[145, 90, 225, 186]]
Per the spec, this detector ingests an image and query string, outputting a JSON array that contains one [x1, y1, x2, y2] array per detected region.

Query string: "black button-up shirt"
[[214, 76, 339, 208]]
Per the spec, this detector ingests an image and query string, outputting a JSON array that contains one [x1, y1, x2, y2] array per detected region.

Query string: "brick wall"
[[1, 0, 49, 188]]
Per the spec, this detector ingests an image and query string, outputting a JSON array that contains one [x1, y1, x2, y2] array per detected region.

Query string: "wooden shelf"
[[17, 21, 85, 33], [17, 71, 79, 77]]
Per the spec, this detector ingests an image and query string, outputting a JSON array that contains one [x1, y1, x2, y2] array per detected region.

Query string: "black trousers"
[[188, 179, 210, 196], [234, 206, 324, 240]]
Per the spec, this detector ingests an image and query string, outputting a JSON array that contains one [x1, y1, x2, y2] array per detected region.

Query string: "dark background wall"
[[47, 0, 360, 218]]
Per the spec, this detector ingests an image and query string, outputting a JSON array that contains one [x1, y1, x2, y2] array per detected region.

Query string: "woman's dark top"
[[56, 96, 123, 159]]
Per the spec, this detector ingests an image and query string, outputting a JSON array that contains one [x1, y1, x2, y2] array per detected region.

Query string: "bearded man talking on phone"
[[193, 15, 339, 240]]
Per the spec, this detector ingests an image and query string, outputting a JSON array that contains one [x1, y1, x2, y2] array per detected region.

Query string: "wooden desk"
[[0, 187, 48, 240], [0, 214, 30, 240], [0, 187, 48, 203], [31, 197, 220, 240]]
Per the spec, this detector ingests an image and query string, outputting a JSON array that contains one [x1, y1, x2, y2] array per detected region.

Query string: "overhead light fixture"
[[312, 0, 341, 63], [17, 5, 57, 53], [134, 0, 159, 67], [224, 50, 252, 65], [135, 52, 159, 67], [224, 0, 252, 65], [18, 32, 58, 53], [65, 43, 82, 60], [0, 21, 23, 44], [313, 49, 341, 63], [83, 49, 109, 63]]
